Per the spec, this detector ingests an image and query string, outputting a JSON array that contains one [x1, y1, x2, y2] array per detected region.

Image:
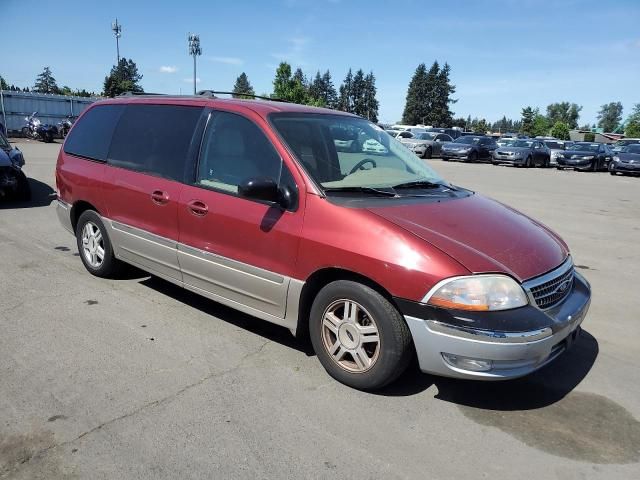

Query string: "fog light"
[[442, 353, 493, 372]]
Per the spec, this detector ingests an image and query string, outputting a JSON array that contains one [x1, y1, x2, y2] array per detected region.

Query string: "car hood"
[[366, 194, 568, 282], [617, 152, 640, 162], [563, 149, 597, 157], [442, 143, 471, 150], [496, 146, 530, 154]]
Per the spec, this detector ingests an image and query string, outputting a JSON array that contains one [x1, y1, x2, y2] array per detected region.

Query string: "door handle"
[[187, 200, 208, 216], [151, 190, 170, 205]]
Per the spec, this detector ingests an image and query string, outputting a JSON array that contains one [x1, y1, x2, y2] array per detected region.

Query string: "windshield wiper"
[[323, 186, 398, 197], [392, 180, 452, 190]]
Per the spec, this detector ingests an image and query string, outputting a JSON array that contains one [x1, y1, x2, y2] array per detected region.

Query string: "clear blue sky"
[[3, 0, 639, 125]]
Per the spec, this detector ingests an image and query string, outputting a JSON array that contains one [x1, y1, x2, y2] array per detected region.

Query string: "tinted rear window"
[[63, 105, 124, 161], [108, 104, 203, 181]]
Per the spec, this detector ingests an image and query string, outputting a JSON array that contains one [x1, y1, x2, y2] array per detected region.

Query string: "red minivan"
[[56, 94, 591, 390]]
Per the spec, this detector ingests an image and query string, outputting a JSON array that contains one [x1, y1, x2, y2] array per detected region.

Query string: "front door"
[[177, 109, 304, 319]]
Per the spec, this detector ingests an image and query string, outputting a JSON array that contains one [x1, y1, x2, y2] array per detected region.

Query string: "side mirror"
[[238, 177, 296, 210]]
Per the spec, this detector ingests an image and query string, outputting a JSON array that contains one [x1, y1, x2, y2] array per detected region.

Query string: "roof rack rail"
[[118, 91, 166, 97], [196, 90, 286, 102]]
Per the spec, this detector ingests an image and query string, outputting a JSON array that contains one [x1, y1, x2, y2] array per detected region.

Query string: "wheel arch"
[[294, 267, 398, 339], [70, 200, 101, 232]]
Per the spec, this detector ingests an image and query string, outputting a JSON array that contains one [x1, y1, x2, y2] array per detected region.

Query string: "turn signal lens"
[[424, 275, 528, 311]]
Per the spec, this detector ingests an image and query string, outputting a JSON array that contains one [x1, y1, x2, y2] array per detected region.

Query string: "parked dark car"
[[609, 144, 640, 176], [441, 135, 497, 162], [556, 142, 613, 171], [426, 127, 461, 139], [611, 138, 640, 155], [492, 139, 550, 167], [0, 133, 30, 200]]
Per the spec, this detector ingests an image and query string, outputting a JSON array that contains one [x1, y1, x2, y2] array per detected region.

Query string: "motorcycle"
[[21, 112, 58, 143], [58, 116, 74, 138]]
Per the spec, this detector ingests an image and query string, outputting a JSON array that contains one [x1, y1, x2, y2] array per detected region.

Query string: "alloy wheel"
[[81, 221, 105, 268], [321, 299, 381, 373]]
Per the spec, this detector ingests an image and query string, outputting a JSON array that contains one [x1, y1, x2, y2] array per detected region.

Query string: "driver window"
[[197, 111, 282, 194]]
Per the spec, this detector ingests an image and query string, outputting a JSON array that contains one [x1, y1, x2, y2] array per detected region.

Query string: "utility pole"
[[111, 19, 122, 65], [188, 34, 202, 95]]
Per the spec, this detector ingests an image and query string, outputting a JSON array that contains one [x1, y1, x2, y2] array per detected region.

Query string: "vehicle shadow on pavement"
[[139, 276, 316, 356], [379, 329, 599, 407], [0, 178, 56, 209]]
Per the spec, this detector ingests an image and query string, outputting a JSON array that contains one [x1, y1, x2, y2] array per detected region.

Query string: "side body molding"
[[101, 216, 304, 333]]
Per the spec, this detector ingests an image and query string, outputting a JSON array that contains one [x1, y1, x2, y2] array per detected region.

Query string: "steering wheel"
[[348, 158, 377, 175]]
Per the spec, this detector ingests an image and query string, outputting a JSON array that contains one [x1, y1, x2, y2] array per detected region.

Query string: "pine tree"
[[520, 106, 536, 136], [321, 70, 337, 109], [103, 58, 143, 97], [338, 69, 354, 113], [309, 70, 338, 108], [34, 66, 59, 94], [431, 62, 456, 127], [402, 63, 428, 125], [351, 69, 366, 117], [232, 72, 255, 99], [292, 68, 307, 89], [362, 72, 379, 122]]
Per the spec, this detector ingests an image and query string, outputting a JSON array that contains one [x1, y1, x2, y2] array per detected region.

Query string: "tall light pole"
[[111, 19, 122, 65], [188, 34, 202, 95]]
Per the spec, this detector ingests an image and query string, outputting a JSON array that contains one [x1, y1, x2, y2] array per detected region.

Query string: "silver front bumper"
[[405, 272, 591, 380]]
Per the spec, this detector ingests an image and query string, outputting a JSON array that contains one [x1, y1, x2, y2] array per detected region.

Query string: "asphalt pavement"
[[1, 139, 639, 479]]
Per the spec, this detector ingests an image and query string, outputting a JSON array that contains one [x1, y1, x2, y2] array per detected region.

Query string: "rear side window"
[[63, 105, 124, 161], [108, 104, 203, 181]]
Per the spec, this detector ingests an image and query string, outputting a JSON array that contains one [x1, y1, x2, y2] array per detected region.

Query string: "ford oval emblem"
[[557, 280, 571, 293]]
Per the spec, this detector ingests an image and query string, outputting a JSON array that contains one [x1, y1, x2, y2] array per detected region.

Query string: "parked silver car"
[[543, 139, 573, 166], [399, 132, 452, 159]]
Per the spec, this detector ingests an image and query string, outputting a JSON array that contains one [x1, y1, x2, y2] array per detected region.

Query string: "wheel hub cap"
[[81, 221, 105, 268], [321, 299, 381, 373]]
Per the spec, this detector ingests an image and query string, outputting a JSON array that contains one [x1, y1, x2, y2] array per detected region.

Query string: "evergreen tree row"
[[231, 63, 379, 122]]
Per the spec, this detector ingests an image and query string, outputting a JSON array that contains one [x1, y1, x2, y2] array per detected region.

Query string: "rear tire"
[[75, 210, 122, 278], [309, 280, 413, 391], [441, 157, 449, 162]]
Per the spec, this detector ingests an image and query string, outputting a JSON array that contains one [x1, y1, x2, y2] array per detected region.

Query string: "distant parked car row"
[[383, 125, 640, 177]]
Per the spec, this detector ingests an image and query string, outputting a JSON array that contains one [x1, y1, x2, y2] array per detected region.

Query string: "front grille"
[[527, 261, 574, 309]]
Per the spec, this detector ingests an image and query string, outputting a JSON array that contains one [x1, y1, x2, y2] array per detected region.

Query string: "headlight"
[[613, 156, 620, 162], [582, 155, 595, 160], [460, 147, 471, 153], [556, 153, 564, 159], [423, 275, 528, 311]]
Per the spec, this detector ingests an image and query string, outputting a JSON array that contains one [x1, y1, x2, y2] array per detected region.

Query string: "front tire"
[[525, 156, 532, 167], [309, 280, 413, 390], [423, 147, 432, 159], [75, 210, 121, 278], [467, 152, 478, 163]]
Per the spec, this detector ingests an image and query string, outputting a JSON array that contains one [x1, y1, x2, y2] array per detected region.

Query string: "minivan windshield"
[[271, 113, 446, 191]]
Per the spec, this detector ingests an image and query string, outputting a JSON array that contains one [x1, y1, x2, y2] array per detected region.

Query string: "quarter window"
[[107, 104, 203, 181], [197, 111, 282, 194], [63, 105, 124, 161]]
